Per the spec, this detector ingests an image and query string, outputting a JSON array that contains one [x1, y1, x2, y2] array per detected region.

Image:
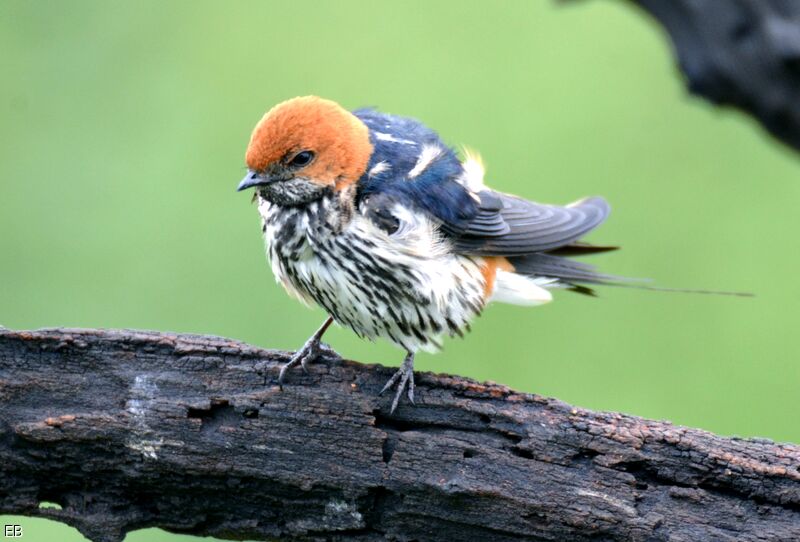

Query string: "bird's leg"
[[379, 351, 415, 414], [277, 316, 335, 387]]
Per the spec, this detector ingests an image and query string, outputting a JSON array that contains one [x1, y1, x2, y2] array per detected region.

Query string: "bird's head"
[[237, 96, 373, 206]]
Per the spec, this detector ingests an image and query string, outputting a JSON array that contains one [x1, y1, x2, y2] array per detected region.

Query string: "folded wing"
[[444, 191, 611, 256]]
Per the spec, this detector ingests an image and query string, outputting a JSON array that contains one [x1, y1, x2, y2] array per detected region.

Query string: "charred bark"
[[1, 328, 798, 541], [628, 0, 800, 152]]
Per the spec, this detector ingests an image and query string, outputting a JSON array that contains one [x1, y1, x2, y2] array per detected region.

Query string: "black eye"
[[290, 150, 314, 167]]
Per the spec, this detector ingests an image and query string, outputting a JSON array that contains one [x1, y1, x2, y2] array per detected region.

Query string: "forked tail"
[[507, 252, 753, 298]]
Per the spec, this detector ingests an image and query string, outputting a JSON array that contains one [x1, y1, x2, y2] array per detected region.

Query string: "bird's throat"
[[257, 178, 332, 207]]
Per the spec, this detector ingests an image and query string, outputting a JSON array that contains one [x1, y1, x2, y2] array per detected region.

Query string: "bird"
[[234, 96, 692, 412]]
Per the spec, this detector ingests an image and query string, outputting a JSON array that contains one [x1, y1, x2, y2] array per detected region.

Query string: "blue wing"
[[353, 108, 610, 255], [354, 108, 480, 232]]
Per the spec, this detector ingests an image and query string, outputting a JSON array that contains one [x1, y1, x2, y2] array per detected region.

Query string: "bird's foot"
[[277, 337, 338, 388], [379, 352, 415, 414], [254, 317, 336, 387]]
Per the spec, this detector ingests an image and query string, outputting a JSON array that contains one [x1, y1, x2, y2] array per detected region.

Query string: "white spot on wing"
[[368, 161, 391, 178], [374, 131, 416, 145], [408, 145, 443, 179], [459, 148, 486, 192]]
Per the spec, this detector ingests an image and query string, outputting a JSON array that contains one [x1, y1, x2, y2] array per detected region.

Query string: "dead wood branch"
[[630, 0, 800, 152], [1, 328, 798, 541]]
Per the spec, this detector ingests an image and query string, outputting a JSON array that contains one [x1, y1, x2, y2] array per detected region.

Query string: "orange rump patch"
[[245, 96, 373, 187], [479, 256, 515, 298]]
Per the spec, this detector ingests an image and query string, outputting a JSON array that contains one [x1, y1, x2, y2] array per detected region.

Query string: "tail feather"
[[547, 242, 619, 257], [508, 253, 753, 297], [596, 283, 754, 297], [508, 253, 640, 285]]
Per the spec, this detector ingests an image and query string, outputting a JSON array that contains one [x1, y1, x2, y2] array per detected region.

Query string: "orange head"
[[237, 96, 373, 204]]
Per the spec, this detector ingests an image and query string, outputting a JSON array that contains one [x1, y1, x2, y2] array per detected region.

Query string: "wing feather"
[[351, 108, 610, 256], [449, 192, 610, 255]]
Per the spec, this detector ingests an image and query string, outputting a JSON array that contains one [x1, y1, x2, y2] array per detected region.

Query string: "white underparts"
[[489, 270, 554, 306], [261, 195, 486, 354]]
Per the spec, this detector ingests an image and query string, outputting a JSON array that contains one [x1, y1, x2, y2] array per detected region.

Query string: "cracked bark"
[[627, 0, 800, 152], [1, 328, 798, 542]]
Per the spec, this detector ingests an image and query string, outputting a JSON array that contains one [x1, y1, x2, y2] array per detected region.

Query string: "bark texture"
[[1, 328, 798, 542], [628, 0, 800, 152]]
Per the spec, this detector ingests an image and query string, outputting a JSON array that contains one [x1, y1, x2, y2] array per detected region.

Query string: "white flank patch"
[[459, 148, 486, 192], [408, 145, 443, 179], [374, 131, 416, 145], [389, 204, 451, 260], [490, 270, 553, 306], [368, 161, 391, 178]]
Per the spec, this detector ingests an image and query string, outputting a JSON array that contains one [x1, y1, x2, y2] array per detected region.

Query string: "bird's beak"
[[237, 171, 274, 192]]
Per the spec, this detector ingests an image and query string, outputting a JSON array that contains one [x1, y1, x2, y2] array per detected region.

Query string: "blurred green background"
[[1, 1, 798, 540]]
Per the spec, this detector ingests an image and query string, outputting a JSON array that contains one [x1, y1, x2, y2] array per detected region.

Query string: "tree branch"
[[1, 328, 798, 542], [628, 0, 800, 152]]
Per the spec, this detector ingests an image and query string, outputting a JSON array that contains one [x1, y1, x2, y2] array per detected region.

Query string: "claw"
[[379, 369, 402, 396], [278, 340, 318, 387], [274, 317, 334, 388], [300, 352, 313, 374], [379, 352, 416, 414]]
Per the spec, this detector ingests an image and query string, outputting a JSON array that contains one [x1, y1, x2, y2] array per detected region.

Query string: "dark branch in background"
[[627, 0, 800, 153], [1, 328, 799, 542]]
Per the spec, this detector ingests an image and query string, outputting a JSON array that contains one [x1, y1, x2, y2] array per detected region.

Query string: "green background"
[[1, 1, 798, 541]]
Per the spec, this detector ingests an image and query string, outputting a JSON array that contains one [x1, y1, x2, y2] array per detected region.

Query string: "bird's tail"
[[507, 252, 753, 298]]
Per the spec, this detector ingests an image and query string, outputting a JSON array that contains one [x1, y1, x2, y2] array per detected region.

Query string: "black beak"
[[237, 171, 273, 192]]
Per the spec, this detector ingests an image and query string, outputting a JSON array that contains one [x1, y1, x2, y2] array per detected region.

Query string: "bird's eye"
[[289, 150, 315, 167]]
